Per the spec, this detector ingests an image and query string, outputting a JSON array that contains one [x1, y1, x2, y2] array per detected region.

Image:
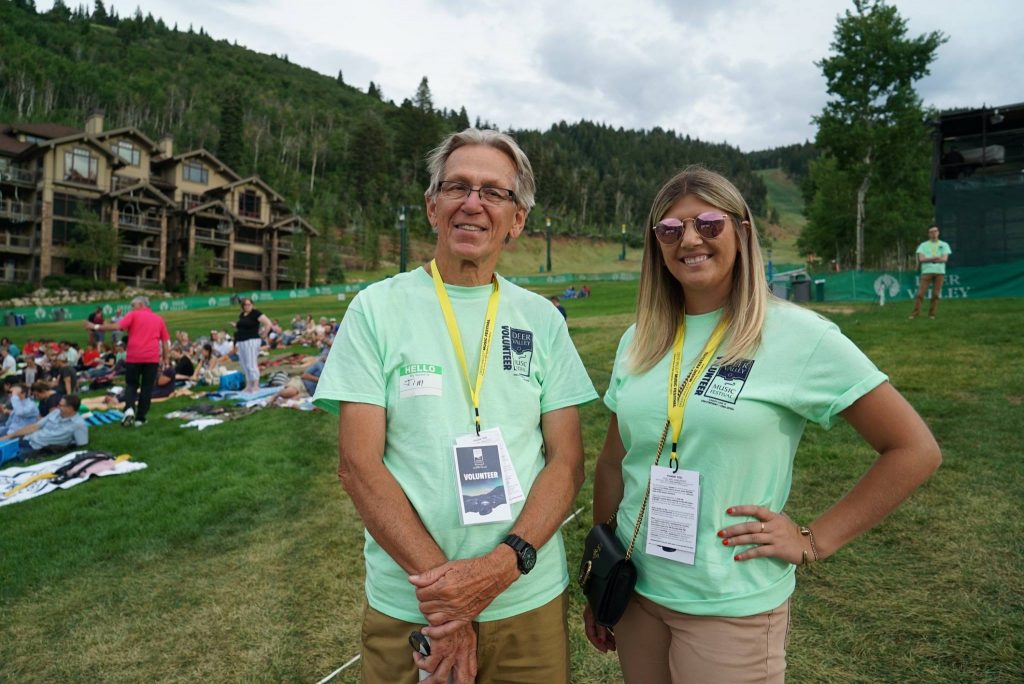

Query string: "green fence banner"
[[5, 260, 1022, 327], [814, 259, 1024, 302]]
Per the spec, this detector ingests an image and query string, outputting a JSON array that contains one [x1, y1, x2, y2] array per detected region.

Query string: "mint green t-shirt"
[[604, 302, 887, 617], [917, 239, 952, 275], [314, 268, 598, 623]]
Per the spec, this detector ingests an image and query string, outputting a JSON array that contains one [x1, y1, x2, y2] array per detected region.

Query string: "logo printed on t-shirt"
[[501, 326, 533, 380], [695, 358, 754, 408]]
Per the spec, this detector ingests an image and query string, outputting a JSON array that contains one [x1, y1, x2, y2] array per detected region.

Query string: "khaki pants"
[[615, 593, 790, 684], [360, 591, 569, 684], [911, 273, 945, 318]]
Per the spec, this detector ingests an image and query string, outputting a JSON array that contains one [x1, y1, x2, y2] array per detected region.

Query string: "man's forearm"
[[341, 459, 448, 574]]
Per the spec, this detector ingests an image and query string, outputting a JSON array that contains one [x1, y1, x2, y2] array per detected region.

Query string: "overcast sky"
[[39, 0, 1024, 151]]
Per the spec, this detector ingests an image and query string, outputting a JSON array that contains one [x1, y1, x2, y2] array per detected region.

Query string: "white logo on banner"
[[35, 307, 46, 320], [874, 274, 901, 297], [208, 297, 217, 306], [159, 301, 169, 311]]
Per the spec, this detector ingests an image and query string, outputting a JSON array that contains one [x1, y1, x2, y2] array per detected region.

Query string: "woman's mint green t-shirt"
[[314, 268, 597, 622], [605, 303, 887, 617]]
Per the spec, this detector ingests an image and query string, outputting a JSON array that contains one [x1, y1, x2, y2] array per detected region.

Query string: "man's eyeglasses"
[[438, 180, 515, 205], [652, 212, 730, 244]]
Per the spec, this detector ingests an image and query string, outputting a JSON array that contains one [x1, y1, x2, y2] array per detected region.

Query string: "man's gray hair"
[[131, 296, 150, 307], [424, 128, 536, 211]]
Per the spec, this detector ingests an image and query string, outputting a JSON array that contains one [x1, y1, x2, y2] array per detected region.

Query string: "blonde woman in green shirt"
[[585, 166, 941, 683]]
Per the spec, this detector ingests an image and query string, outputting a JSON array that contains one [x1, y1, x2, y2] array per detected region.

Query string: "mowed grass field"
[[2, 284, 1022, 683]]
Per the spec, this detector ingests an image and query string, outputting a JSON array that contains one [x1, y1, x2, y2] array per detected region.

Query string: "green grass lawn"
[[2, 286, 1022, 683]]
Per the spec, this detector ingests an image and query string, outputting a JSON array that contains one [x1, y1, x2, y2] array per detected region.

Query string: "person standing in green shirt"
[[910, 224, 953, 319], [314, 128, 596, 684], [584, 166, 941, 683]]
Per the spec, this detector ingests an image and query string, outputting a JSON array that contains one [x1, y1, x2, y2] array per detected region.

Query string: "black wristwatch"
[[502, 534, 537, 575]]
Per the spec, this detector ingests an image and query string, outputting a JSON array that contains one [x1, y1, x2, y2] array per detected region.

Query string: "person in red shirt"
[[87, 295, 169, 427], [81, 342, 101, 368]]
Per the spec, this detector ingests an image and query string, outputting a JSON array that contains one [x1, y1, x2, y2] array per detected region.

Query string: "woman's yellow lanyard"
[[666, 315, 730, 472], [429, 259, 500, 436]]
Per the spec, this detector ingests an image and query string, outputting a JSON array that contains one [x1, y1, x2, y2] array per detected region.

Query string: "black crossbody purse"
[[578, 420, 670, 628]]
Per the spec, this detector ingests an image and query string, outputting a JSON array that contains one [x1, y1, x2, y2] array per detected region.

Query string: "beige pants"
[[911, 273, 945, 317], [360, 591, 569, 684], [615, 593, 790, 684]]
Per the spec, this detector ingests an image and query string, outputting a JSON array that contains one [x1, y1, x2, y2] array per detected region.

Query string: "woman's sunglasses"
[[652, 212, 729, 244]]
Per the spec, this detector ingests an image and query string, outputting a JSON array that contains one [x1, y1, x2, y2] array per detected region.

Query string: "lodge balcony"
[[120, 244, 162, 264], [0, 230, 34, 254], [118, 212, 162, 235], [194, 226, 230, 245], [0, 166, 38, 187], [0, 199, 34, 222]]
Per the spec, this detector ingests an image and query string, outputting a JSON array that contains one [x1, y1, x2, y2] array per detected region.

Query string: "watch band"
[[502, 534, 536, 575]]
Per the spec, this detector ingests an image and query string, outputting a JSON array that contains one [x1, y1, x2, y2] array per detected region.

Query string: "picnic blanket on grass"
[[0, 451, 146, 507]]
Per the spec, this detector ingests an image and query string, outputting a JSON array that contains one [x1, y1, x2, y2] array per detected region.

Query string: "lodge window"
[[52, 219, 75, 245], [114, 140, 141, 166], [53, 193, 100, 219], [238, 190, 261, 219], [182, 192, 204, 210], [183, 160, 208, 184], [63, 148, 98, 184], [233, 251, 263, 271]]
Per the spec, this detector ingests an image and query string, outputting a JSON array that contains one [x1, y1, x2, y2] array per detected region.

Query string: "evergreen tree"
[[336, 69, 344, 85], [92, 0, 107, 23], [217, 87, 245, 172], [367, 81, 381, 100], [454, 106, 470, 131], [413, 76, 433, 113]]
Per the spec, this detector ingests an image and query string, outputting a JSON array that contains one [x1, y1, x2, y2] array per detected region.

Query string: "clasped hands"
[[407, 551, 519, 683]]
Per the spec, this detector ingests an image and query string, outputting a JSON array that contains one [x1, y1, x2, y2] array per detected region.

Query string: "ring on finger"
[[760, 522, 765, 534]]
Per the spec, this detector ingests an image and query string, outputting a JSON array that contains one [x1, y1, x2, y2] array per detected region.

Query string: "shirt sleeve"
[[73, 419, 89, 446], [118, 311, 134, 330], [538, 314, 598, 414], [788, 324, 888, 429], [312, 296, 387, 414], [603, 326, 634, 414]]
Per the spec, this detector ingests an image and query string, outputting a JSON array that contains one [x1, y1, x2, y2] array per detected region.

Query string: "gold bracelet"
[[799, 525, 820, 563]]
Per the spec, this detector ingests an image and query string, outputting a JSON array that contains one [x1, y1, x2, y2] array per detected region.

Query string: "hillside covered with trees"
[[0, 0, 769, 274]]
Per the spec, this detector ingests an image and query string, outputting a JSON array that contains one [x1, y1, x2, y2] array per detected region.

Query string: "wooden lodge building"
[[0, 110, 316, 289]]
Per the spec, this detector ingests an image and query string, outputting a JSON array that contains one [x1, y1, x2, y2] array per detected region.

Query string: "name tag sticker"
[[453, 441, 512, 525], [645, 466, 701, 565], [399, 363, 442, 399]]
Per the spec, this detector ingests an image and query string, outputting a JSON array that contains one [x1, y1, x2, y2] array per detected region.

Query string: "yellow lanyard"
[[930, 241, 939, 258], [429, 259, 501, 435], [666, 314, 730, 472]]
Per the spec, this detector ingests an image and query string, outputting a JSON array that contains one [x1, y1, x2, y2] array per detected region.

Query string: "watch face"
[[521, 545, 537, 572]]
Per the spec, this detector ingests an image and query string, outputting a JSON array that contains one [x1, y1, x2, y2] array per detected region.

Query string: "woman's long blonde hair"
[[628, 165, 770, 373]]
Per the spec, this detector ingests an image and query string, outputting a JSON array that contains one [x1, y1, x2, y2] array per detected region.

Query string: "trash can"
[[53, 308, 66, 321], [791, 275, 811, 303], [814, 279, 826, 302], [770, 281, 789, 299], [14, 313, 25, 326], [4, 312, 14, 327]]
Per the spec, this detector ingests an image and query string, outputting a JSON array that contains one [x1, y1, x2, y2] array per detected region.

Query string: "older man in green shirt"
[[910, 224, 952, 319]]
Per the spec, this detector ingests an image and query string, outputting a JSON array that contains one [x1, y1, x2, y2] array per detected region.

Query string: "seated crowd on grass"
[[0, 312, 334, 460]]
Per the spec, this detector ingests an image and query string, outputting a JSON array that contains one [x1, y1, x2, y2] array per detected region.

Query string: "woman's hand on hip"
[[718, 506, 809, 566]]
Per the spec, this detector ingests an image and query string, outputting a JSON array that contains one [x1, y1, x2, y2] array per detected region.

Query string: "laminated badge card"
[[454, 443, 511, 525]]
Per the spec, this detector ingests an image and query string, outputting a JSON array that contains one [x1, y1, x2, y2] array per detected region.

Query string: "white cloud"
[[35, 0, 1024, 150]]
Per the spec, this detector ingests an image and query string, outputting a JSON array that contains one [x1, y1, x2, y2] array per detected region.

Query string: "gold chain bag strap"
[[578, 419, 670, 628]]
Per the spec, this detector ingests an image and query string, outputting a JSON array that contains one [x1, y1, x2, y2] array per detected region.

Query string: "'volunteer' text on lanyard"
[[430, 259, 500, 435], [666, 314, 730, 472]]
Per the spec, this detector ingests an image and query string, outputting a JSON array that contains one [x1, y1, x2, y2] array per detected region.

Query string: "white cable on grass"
[[316, 654, 361, 684], [561, 507, 584, 527]]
